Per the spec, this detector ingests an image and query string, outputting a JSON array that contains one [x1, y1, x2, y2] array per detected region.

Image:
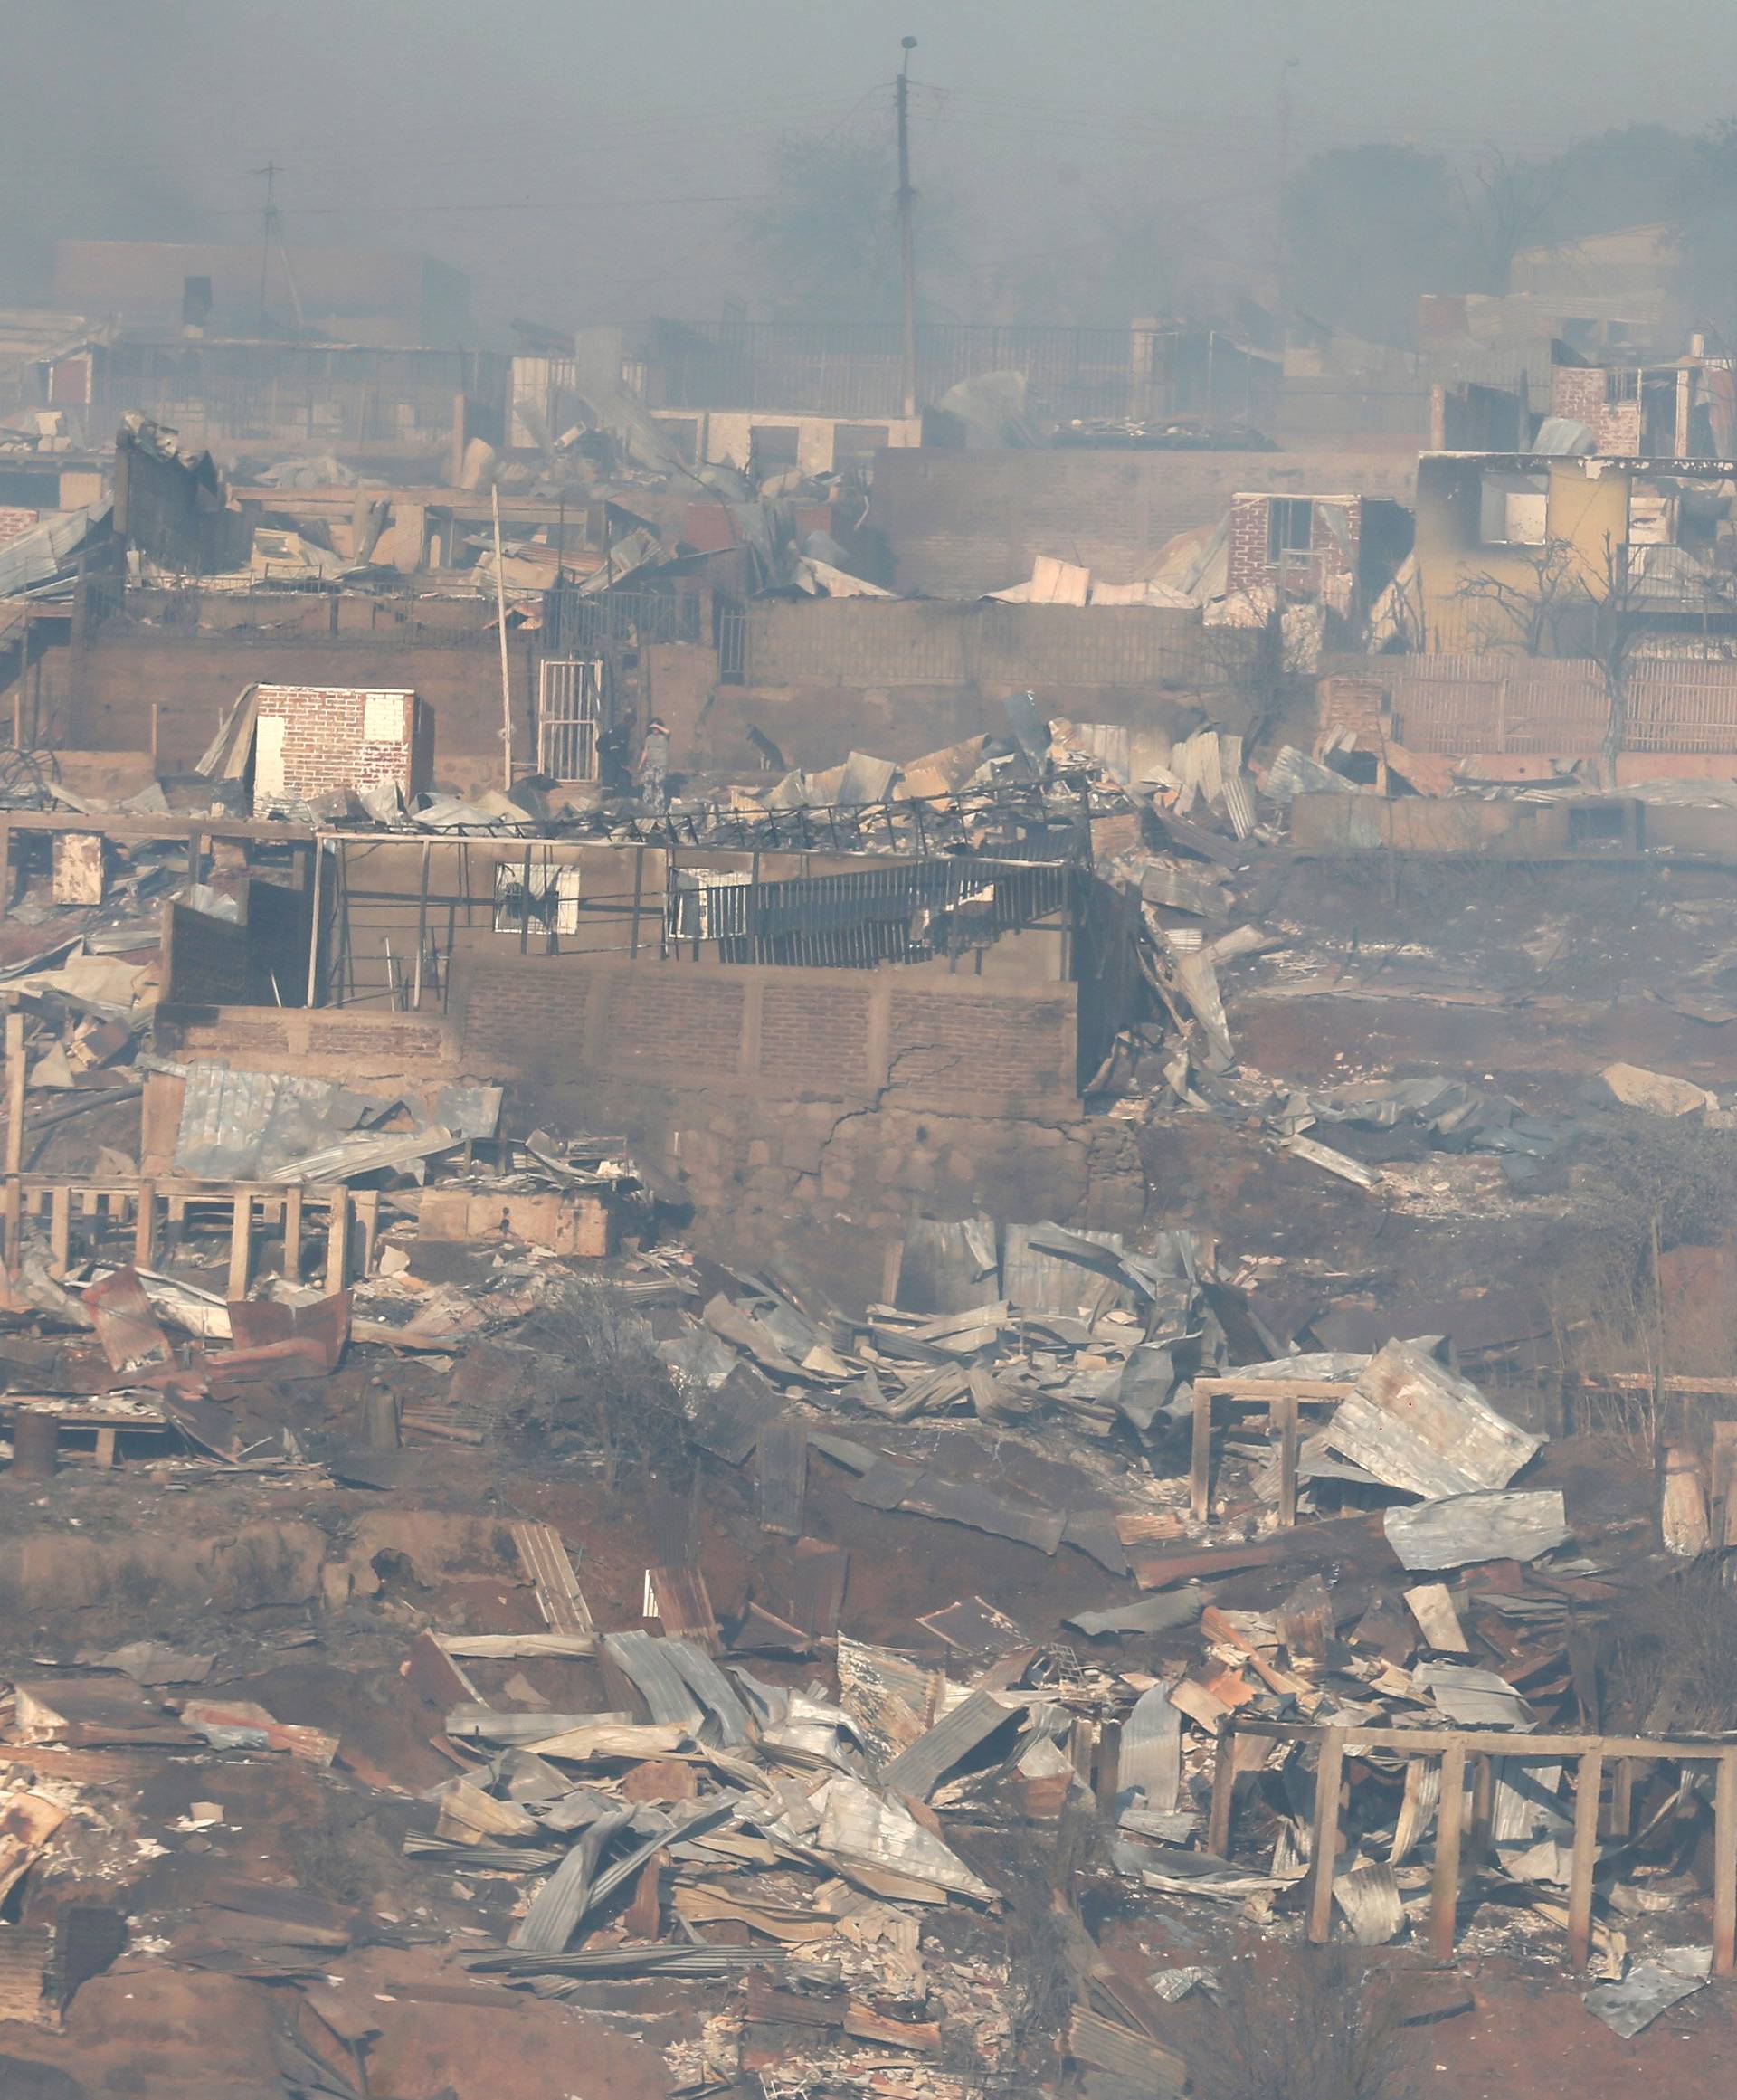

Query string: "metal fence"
[[542, 584, 705, 656], [667, 853, 1072, 968]]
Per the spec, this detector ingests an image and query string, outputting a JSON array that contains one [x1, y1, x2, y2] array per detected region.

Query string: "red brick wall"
[[450, 951, 1077, 1113], [1225, 494, 1361, 596], [252, 684, 424, 813], [0, 508, 39, 550], [1549, 366, 1643, 454]]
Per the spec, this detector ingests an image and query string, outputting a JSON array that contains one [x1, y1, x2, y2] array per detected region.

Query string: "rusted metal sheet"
[[82, 1265, 173, 1375]]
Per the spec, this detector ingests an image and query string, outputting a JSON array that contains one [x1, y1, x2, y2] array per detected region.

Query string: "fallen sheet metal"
[[1584, 1947, 1713, 2037], [848, 1465, 1067, 1554], [1326, 1339, 1542, 1499], [601, 1631, 706, 1729], [1066, 1586, 1209, 1638], [1119, 1683, 1182, 1814], [1332, 1863, 1406, 1945], [880, 1688, 1021, 1801], [809, 1774, 997, 1903], [1414, 1661, 1535, 1730], [81, 1266, 174, 1375], [1403, 1582, 1471, 1653], [1384, 1490, 1571, 1570], [508, 1810, 631, 1952]]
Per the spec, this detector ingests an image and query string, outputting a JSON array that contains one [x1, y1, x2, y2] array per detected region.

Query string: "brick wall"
[[66, 632, 537, 786], [1549, 366, 1642, 454], [450, 951, 1080, 1114], [0, 508, 39, 550], [252, 684, 425, 814], [743, 599, 1207, 689], [1225, 494, 1361, 597], [869, 445, 1419, 597], [155, 1006, 457, 1083]]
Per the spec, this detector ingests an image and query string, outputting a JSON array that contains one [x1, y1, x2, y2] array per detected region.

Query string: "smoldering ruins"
[[9, 9, 1737, 2099]]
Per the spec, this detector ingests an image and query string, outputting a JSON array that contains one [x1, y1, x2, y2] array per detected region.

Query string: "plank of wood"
[[1306, 1729, 1346, 1944]]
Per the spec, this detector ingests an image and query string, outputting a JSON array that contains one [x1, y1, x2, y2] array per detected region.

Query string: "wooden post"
[[1430, 1744, 1467, 1960], [132, 1179, 157, 1269], [354, 1188, 381, 1278], [1209, 1724, 1238, 1857], [1567, 1745, 1604, 1970], [304, 838, 323, 1007], [412, 840, 432, 1006], [48, 1183, 71, 1278], [1305, 1728, 1345, 1944], [1190, 1383, 1213, 1523], [1469, 1753, 1496, 1866], [281, 1183, 303, 1283], [5, 1007, 24, 1179], [1714, 1750, 1737, 1978], [227, 1189, 252, 1301], [326, 1191, 350, 1290], [1606, 1757, 1634, 1840], [0, 1174, 18, 1274], [1275, 1392, 1299, 1528]]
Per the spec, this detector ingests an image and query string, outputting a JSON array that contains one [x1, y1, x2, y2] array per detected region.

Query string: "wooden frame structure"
[[1210, 1715, 1737, 1972], [0, 1401, 167, 1469], [1189, 1376, 1353, 1525], [0, 1174, 382, 1297]]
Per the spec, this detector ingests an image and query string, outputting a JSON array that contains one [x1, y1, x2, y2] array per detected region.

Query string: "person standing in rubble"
[[637, 717, 671, 812]]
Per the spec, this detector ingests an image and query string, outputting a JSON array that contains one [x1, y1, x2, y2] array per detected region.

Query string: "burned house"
[[1223, 488, 1412, 628]]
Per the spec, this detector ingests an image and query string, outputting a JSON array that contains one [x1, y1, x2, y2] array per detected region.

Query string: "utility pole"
[[896, 37, 918, 420], [254, 161, 282, 331]]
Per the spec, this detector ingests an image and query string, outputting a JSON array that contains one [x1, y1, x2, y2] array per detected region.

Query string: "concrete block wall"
[[868, 446, 1419, 598]]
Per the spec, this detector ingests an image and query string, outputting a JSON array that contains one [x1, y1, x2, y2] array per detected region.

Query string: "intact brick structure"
[[251, 684, 428, 816]]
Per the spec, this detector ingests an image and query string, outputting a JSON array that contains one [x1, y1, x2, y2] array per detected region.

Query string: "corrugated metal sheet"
[[601, 1630, 705, 1728], [879, 1688, 1020, 1800], [663, 1639, 752, 1746], [1001, 1222, 1129, 1316], [1325, 1339, 1541, 1499], [174, 1065, 372, 1183], [1118, 1683, 1182, 1813], [1385, 1490, 1571, 1570], [0, 501, 110, 601], [508, 1810, 631, 1952]]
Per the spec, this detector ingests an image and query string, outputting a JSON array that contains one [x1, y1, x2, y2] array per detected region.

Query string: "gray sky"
[[11, 0, 1737, 330]]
